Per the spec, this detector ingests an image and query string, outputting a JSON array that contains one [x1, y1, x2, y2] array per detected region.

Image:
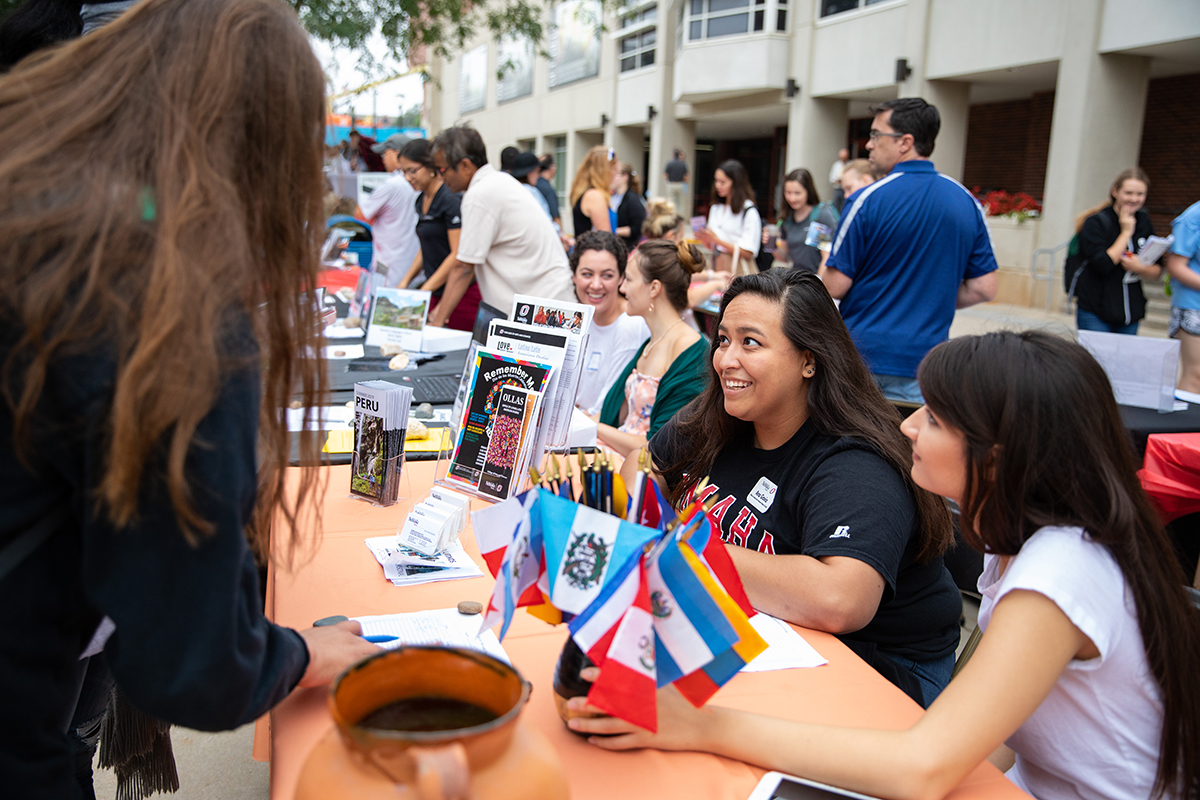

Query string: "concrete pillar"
[[787, 95, 848, 182], [1037, 0, 1151, 253], [613, 125, 644, 169], [903, 78, 970, 181]]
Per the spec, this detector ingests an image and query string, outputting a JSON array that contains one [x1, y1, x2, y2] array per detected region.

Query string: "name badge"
[[586, 352, 602, 371], [746, 476, 778, 513]]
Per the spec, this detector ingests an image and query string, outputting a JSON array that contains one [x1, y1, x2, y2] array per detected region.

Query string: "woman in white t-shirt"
[[572, 231, 650, 416], [696, 159, 761, 276], [569, 330, 1200, 800]]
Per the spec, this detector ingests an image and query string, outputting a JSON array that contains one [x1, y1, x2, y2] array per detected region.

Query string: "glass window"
[[707, 13, 748, 36], [709, 0, 749, 13], [753, 9, 763, 30], [821, 0, 860, 16], [777, 9, 786, 29], [689, 19, 702, 38], [617, 5, 657, 75]]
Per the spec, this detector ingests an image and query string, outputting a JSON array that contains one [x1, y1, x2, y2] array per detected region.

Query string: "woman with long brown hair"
[[570, 144, 616, 236], [0, 0, 376, 794], [588, 330, 1200, 800], [695, 158, 762, 275], [622, 269, 959, 706]]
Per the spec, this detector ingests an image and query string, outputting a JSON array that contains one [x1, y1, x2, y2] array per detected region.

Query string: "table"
[[1120, 403, 1200, 464], [257, 463, 1026, 800], [1138, 433, 1200, 587]]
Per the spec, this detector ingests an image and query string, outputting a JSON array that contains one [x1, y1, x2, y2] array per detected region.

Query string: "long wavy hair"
[[569, 145, 613, 206], [658, 270, 952, 563], [919, 331, 1200, 799], [712, 159, 754, 215], [0, 0, 328, 559]]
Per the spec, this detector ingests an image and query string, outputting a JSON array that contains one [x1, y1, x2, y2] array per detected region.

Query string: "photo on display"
[[548, 0, 601, 88], [366, 287, 431, 351]]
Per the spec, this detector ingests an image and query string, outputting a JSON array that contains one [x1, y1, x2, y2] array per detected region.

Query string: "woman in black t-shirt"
[[395, 138, 481, 330], [630, 269, 960, 707]]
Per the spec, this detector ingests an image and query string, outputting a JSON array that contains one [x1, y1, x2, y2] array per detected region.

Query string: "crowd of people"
[[1, 1, 1198, 800]]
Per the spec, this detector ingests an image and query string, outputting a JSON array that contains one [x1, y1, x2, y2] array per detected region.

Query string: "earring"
[[650, 300, 655, 313], [804, 368, 815, 378]]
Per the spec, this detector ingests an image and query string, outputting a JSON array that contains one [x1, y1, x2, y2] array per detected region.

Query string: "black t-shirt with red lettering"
[[649, 417, 961, 663]]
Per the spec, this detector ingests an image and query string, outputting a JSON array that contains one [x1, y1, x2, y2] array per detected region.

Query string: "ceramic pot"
[[296, 646, 568, 800]]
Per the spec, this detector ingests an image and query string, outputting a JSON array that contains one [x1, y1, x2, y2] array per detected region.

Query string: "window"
[[553, 136, 567, 212], [687, 0, 787, 40], [821, 0, 892, 17], [618, 1, 658, 73]]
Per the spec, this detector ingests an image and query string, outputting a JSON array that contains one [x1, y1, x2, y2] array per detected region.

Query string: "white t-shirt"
[[707, 201, 762, 258], [360, 172, 420, 288], [829, 159, 847, 187], [977, 526, 1163, 800], [574, 313, 650, 416], [457, 164, 574, 311]]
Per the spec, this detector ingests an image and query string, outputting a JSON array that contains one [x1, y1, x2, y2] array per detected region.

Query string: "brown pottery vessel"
[[295, 646, 569, 800]]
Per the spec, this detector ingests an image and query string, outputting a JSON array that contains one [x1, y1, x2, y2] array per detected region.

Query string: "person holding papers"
[[597, 240, 709, 458], [571, 231, 649, 416], [627, 270, 960, 706], [578, 330, 1200, 800], [0, 2, 378, 795], [1074, 167, 1163, 334]]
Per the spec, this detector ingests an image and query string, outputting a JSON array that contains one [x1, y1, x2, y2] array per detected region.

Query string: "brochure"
[[446, 350, 554, 493], [351, 381, 413, 505], [479, 386, 542, 501], [486, 319, 577, 450], [366, 287, 431, 351], [510, 294, 593, 338]]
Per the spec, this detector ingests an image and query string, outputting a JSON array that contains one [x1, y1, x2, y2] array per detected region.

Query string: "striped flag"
[[635, 476, 676, 530], [569, 551, 658, 731]]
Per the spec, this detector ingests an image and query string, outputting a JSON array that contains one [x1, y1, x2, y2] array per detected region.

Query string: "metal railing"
[[1030, 238, 1072, 312]]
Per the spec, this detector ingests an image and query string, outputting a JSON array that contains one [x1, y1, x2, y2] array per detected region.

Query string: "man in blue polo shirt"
[[824, 98, 997, 403]]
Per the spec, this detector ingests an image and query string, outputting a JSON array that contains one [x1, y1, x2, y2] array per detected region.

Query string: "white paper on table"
[[353, 607, 510, 664], [566, 406, 597, 449], [324, 343, 365, 359], [740, 612, 828, 672], [286, 405, 355, 432], [364, 537, 483, 585], [324, 323, 365, 339]]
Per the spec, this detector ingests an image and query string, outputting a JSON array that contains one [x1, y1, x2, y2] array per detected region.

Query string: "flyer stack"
[[350, 380, 413, 505]]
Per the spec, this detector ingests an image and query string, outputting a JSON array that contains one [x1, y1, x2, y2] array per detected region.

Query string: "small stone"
[[312, 615, 349, 627], [380, 343, 406, 357], [333, 349, 346, 357], [388, 353, 410, 370], [414, 402, 435, 419], [457, 601, 483, 616], [288, 400, 303, 409]]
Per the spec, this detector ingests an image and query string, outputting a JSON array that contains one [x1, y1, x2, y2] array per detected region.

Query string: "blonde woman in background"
[[570, 145, 616, 235], [642, 199, 731, 323]]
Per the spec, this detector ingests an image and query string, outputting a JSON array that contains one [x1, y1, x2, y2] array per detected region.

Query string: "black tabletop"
[[1120, 403, 1200, 465]]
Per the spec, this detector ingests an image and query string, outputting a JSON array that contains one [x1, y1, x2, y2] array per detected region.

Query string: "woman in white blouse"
[[696, 159, 762, 275]]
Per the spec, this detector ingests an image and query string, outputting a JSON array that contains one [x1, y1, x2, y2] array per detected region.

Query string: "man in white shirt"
[[428, 126, 575, 327], [355, 133, 419, 288]]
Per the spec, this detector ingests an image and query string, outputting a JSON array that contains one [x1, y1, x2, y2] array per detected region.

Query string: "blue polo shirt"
[[826, 160, 997, 378]]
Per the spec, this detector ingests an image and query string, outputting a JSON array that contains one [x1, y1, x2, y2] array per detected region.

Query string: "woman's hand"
[[297, 620, 379, 687], [1118, 205, 1137, 233], [565, 667, 715, 752], [694, 228, 716, 248], [761, 228, 771, 246]]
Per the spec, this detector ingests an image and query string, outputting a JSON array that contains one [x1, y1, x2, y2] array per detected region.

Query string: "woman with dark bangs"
[[623, 269, 961, 707], [0, 0, 376, 794], [585, 330, 1200, 800]]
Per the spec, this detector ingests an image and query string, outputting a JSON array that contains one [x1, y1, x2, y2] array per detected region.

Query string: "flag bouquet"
[[471, 453, 766, 732]]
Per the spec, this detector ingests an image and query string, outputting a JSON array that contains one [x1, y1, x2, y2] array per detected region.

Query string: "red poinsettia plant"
[[972, 188, 1042, 222]]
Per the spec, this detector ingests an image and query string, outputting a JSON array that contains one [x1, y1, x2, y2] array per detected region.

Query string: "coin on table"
[[457, 601, 483, 615]]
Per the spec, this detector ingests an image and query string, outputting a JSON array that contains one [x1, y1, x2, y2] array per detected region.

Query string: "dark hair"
[[398, 138, 434, 170], [635, 239, 705, 312], [919, 331, 1200, 798], [0, 0, 82, 70], [869, 98, 940, 158], [713, 159, 754, 215], [539, 153, 554, 170], [782, 168, 821, 214], [0, 0, 329, 557], [499, 145, 518, 172], [617, 161, 641, 197], [569, 230, 628, 277], [659, 270, 952, 563], [673, 148, 684, 159], [431, 125, 487, 169]]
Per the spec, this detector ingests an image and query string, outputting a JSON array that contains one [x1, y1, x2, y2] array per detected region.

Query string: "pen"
[[415, 354, 446, 366], [363, 634, 399, 643]]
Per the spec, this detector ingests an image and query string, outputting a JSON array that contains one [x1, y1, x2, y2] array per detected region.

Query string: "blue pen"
[[363, 635, 399, 643]]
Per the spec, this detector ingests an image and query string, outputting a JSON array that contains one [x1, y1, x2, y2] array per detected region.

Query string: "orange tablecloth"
[[259, 463, 1027, 800], [1139, 433, 1200, 523]]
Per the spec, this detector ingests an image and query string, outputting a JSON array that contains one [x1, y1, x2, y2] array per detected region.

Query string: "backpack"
[[1062, 233, 1087, 298]]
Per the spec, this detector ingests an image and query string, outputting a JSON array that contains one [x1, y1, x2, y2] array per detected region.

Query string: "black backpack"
[[1062, 233, 1087, 298]]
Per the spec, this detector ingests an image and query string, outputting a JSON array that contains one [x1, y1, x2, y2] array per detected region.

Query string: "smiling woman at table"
[[592, 331, 1200, 800], [625, 270, 960, 706], [0, 1, 377, 796]]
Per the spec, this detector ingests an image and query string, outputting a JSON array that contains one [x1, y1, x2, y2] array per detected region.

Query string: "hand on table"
[[297, 620, 378, 687], [565, 667, 716, 752]]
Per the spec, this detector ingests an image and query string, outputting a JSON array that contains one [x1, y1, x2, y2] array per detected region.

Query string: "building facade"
[[424, 0, 1200, 267]]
